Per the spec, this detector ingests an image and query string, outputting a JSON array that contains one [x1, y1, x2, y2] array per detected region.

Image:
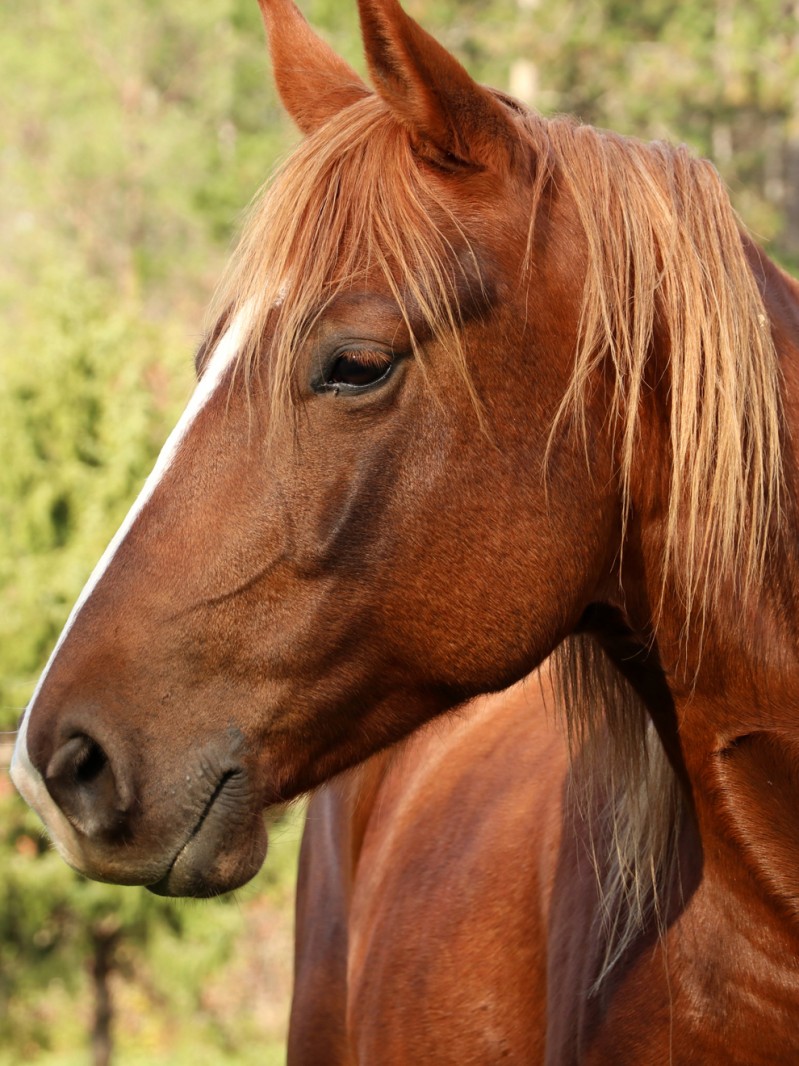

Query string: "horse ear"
[[357, 0, 516, 171], [258, 0, 370, 134]]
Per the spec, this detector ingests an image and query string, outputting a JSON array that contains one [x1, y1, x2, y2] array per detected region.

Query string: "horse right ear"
[[357, 0, 517, 172], [258, 0, 370, 134]]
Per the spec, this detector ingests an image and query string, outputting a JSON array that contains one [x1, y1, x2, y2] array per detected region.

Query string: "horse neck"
[[590, 249, 799, 953]]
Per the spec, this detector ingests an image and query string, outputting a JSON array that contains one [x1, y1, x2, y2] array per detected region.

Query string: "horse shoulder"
[[288, 751, 393, 1066], [342, 682, 568, 1065]]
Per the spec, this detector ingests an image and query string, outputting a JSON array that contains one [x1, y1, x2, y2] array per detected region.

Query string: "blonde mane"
[[531, 115, 783, 981], [211, 96, 784, 983]]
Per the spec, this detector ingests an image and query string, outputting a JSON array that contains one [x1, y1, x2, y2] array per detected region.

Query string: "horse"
[[10, 0, 799, 1059]]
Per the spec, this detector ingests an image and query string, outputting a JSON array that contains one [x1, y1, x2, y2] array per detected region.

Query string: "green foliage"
[[0, 779, 302, 1062]]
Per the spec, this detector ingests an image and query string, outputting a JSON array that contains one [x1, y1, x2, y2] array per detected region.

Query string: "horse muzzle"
[[148, 767, 268, 898], [12, 709, 268, 897]]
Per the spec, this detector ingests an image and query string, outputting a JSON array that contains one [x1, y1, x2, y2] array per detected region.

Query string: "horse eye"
[[327, 350, 393, 389]]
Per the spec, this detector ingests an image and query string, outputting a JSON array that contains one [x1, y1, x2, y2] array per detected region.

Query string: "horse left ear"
[[258, 0, 370, 134], [357, 0, 517, 171]]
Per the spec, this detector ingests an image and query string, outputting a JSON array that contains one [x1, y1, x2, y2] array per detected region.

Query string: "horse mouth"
[[148, 769, 268, 898]]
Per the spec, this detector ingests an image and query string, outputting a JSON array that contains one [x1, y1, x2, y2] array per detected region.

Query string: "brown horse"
[[11, 0, 799, 1060]]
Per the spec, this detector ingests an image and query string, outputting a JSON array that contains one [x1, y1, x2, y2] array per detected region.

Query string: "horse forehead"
[[322, 248, 497, 331]]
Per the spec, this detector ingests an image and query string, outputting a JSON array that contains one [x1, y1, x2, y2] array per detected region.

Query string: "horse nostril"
[[72, 736, 107, 785], [45, 733, 130, 839]]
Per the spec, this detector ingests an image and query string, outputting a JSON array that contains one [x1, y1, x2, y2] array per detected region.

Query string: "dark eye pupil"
[[329, 351, 392, 388]]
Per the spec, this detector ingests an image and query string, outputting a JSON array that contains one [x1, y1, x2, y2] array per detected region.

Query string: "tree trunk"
[[509, 0, 539, 106], [711, 0, 733, 168], [90, 922, 120, 1066]]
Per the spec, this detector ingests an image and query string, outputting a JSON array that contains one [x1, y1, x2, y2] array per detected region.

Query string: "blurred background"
[[1, 1, 797, 1063]]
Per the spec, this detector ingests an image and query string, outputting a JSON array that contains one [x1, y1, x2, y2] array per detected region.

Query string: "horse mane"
[[533, 115, 784, 983], [211, 93, 785, 984], [551, 635, 684, 984]]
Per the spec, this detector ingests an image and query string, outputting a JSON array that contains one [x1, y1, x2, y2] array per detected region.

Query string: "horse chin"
[[148, 775, 269, 898]]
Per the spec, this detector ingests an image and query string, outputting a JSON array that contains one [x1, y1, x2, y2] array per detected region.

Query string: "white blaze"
[[10, 309, 251, 854]]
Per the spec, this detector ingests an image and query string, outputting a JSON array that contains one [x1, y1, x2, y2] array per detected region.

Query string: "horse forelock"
[[209, 94, 491, 430], [209, 93, 787, 986]]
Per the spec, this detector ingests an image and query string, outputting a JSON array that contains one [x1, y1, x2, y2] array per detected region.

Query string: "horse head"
[[12, 0, 792, 918]]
